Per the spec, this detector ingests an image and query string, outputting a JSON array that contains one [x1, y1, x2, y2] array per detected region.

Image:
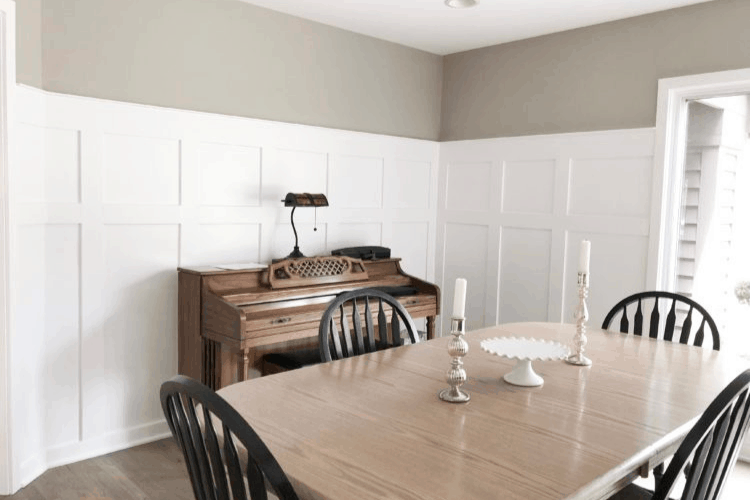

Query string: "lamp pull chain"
[[314, 207, 318, 231]]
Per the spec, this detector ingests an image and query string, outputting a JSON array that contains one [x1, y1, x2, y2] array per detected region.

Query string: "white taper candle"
[[452, 278, 467, 318], [578, 240, 591, 274]]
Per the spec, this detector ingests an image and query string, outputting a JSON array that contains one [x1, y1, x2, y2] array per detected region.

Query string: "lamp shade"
[[278, 193, 329, 260], [282, 193, 329, 207]]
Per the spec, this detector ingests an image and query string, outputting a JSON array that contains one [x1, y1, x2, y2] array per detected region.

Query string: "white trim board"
[[649, 68, 750, 291], [0, 0, 16, 494]]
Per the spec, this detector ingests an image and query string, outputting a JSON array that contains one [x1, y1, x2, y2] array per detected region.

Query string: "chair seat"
[[608, 483, 679, 500], [263, 348, 321, 372], [369, 285, 418, 297], [262, 328, 424, 375], [609, 484, 653, 500]]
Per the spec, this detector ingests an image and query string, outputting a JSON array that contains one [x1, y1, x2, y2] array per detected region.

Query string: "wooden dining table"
[[217, 322, 749, 500]]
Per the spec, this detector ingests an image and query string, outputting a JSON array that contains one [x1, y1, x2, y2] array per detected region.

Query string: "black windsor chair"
[[160, 375, 300, 500], [610, 369, 750, 500]]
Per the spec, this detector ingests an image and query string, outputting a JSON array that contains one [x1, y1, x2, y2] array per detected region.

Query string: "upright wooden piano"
[[178, 256, 440, 389]]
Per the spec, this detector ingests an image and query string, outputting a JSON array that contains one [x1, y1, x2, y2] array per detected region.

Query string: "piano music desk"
[[178, 257, 440, 390]]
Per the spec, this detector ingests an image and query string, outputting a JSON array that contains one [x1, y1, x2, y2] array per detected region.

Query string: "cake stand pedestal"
[[480, 337, 569, 387]]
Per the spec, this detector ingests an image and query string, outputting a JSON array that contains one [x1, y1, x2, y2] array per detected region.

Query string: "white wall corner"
[[0, 0, 16, 494]]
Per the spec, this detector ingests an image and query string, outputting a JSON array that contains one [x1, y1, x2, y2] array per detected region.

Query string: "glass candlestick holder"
[[439, 316, 471, 403], [566, 272, 592, 366]]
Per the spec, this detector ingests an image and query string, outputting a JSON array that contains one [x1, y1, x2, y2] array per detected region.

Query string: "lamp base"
[[271, 246, 306, 264], [286, 246, 305, 259]]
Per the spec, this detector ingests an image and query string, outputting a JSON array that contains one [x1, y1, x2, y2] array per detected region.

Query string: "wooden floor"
[[1, 439, 193, 500], [2, 438, 750, 499]]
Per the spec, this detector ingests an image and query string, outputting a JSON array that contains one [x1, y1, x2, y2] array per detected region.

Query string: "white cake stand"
[[480, 337, 569, 387]]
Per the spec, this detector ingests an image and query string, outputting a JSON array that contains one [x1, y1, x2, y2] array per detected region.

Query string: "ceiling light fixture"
[[445, 0, 479, 8]]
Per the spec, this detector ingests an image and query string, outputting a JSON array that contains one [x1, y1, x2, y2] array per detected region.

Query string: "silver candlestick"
[[439, 317, 471, 403], [566, 272, 592, 366]]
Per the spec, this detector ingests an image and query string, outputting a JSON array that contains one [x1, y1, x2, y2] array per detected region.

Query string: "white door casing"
[[649, 68, 750, 291]]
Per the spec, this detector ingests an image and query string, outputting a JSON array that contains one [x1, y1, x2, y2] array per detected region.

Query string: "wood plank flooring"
[[1, 439, 193, 500], [2, 438, 750, 499]]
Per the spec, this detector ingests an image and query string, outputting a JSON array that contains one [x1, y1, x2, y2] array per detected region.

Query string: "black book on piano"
[[331, 246, 391, 260]]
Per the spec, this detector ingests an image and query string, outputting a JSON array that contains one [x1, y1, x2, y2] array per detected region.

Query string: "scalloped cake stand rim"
[[480, 336, 569, 387]]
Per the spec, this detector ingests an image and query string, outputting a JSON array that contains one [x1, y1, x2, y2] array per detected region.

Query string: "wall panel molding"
[[437, 128, 656, 331], [11, 85, 661, 492], [11, 85, 438, 488]]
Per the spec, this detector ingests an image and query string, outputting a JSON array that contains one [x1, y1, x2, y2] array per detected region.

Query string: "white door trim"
[[648, 68, 750, 291], [0, 0, 15, 494]]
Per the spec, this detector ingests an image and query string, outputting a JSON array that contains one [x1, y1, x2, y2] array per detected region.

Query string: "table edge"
[[564, 418, 696, 500]]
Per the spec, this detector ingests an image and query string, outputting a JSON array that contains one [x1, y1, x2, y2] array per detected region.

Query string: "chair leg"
[[653, 463, 664, 490]]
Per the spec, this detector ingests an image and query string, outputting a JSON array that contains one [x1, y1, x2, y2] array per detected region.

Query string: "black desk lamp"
[[282, 192, 329, 259]]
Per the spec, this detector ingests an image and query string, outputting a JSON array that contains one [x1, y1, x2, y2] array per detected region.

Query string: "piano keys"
[[178, 256, 440, 389]]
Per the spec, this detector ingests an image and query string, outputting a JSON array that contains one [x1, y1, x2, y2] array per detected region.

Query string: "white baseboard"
[[18, 453, 45, 492], [19, 420, 171, 488]]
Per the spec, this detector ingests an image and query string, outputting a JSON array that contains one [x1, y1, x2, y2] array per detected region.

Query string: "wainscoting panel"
[[11, 85, 439, 487], [101, 133, 181, 205], [385, 160, 431, 210], [198, 142, 262, 207], [568, 156, 653, 218], [96, 224, 180, 434], [193, 224, 262, 265], [14, 224, 80, 453], [264, 149, 328, 204], [499, 227, 552, 324], [442, 223, 490, 332], [327, 222, 383, 250], [501, 159, 556, 215], [329, 154, 384, 209], [445, 161, 492, 211], [562, 231, 650, 325], [16, 124, 81, 204], [437, 129, 656, 331], [391, 222, 430, 279]]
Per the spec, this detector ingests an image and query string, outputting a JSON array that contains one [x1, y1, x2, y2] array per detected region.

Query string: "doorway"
[[651, 69, 750, 461], [674, 97, 750, 363]]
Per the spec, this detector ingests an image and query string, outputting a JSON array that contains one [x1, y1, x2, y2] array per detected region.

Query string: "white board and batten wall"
[[11, 85, 438, 487], [436, 129, 656, 335], [11, 83, 660, 489]]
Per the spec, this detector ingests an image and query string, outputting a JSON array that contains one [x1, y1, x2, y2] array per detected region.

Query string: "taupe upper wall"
[[16, 0, 750, 142], [16, 0, 442, 141], [17, 0, 42, 88], [441, 0, 750, 141]]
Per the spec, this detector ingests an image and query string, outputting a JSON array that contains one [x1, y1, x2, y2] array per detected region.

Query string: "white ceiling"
[[239, 0, 713, 55]]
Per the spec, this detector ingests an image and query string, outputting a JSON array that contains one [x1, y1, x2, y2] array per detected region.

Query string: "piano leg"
[[427, 316, 436, 340], [237, 349, 249, 382]]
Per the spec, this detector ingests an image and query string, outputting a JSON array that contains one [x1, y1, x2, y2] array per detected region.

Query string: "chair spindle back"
[[602, 291, 720, 351], [160, 375, 300, 500], [653, 369, 750, 500], [319, 288, 419, 362]]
